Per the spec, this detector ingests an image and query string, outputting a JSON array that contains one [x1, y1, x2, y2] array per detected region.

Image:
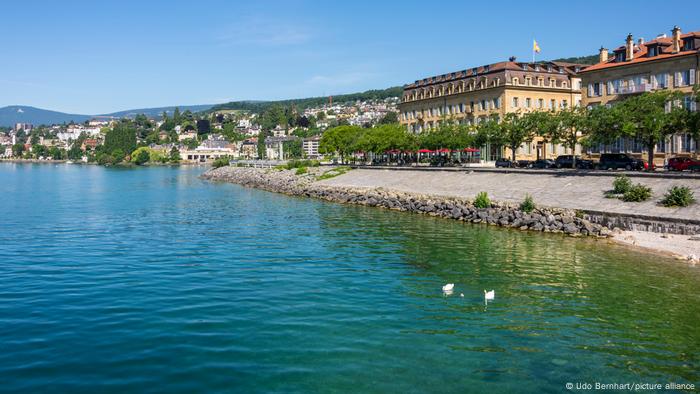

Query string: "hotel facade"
[[398, 60, 585, 161], [580, 26, 699, 164]]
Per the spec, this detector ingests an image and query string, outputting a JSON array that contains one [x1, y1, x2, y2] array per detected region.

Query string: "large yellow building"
[[580, 26, 699, 164], [398, 60, 585, 161]]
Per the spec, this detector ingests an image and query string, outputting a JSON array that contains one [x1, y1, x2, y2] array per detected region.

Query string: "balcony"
[[617, 83, 653, 95]]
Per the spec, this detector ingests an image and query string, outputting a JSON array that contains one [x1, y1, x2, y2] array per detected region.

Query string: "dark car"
[[598, 153, 645, 170], [495, 158, 515, 168], [530, 159, 556, 169], [517, 160, 532, 168], [667, 157, 700, 172], [554, 155, 595, 169]]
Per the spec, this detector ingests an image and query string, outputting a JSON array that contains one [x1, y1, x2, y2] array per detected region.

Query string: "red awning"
[[437, 148, 451, 153], [463, 148, 480, 152], [418, 149, 433, 153]]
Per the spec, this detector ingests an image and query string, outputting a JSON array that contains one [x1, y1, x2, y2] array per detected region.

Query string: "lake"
[[0, 163, 698, 393]]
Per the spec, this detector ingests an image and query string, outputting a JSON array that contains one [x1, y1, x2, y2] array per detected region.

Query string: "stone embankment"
[[202, 166, 611, 237]]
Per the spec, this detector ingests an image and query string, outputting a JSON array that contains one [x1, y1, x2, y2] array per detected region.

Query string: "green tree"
[[12, 143, 25, 157], [548, 107, 592, 168], [486, 112, 536, 161], [609, 91, 685, 170], [133, 148, 150, 165], [169, 146, 181, 162], [378, 111, 398, 125], [67, 145, 83, 160], [104, 121, 137, 157], [319, 125, 364, 163]]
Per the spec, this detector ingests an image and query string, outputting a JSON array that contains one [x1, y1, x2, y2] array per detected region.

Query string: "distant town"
[[0, 96, 399, 164]]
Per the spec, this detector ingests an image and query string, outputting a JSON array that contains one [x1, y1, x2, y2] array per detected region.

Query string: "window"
[[537, 98, 544, 108], [550, 99, 556, 109], [683, 38, 695, 51], [493, 98, 501, 109], [525, 98, 531, 108], [561, 99, 568, 108], [615, 52, 625, 62], [607, 81, 614, 95], [676, 70, 693, 87], [588, 82, 602, 97], [512, 77, 519, 85], [480, 100, 488, 111], [648, 46, 658, 57], [512, 97, 519, 108], [562, 81, 569, 89], [654, 73, 668, 89]]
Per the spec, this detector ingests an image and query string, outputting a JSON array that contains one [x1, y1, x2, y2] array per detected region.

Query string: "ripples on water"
[[0, 164, 698, 393]]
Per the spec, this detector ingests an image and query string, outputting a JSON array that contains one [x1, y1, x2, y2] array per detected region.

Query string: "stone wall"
[[202, 166, 612, 237]]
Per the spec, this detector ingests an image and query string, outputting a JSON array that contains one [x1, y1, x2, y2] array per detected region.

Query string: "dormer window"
[[521, 64, 527, 71], [534, 65, 540, 71], [472, 67, 478, 75], [547, 65, 553, 72], [615, 52, 625, 62], [484, 65, 490, 72], [683, 38, 695, 51], [648, 45, 659, 57]]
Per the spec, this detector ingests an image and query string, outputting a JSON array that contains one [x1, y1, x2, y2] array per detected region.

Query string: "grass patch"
[[316, 166, 351, 180], [295, 167, 308, 175], [474, 192, 491, 209], [519, 194, 535, 213]]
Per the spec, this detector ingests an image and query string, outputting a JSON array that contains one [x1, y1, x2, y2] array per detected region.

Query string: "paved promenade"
[[319, 169, 700, 221]]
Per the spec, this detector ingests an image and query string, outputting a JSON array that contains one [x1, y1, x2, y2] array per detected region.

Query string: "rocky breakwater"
[[202, 166, 611, 237]]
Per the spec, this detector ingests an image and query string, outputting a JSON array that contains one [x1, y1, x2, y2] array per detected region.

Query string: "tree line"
[[319, 89, 700, 169]]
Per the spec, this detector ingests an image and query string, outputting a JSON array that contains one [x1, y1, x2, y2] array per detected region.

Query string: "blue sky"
[[2, 0, 699, 114]]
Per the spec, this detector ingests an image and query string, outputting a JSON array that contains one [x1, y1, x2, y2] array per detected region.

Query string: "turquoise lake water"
[[1, 163, 699, 393]]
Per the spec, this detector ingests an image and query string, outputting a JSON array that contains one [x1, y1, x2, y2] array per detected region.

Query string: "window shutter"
[[674, 72, 681, 87], [691, 101, 698, 112], [690, 69, 696, 85], [651, 75, 657, 89]]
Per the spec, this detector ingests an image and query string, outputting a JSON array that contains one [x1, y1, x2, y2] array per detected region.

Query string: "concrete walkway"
[[318, 169, 700, 221]]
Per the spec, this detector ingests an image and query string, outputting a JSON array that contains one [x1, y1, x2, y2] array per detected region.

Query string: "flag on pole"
[[533, 40, 541, 53]]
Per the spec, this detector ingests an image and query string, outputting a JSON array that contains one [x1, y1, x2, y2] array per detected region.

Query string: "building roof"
[[404, 60, 586, 89], [582, 31, 700, 73]]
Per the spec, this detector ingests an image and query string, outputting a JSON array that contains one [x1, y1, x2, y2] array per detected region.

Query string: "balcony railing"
[[617, 83, 653, 95]]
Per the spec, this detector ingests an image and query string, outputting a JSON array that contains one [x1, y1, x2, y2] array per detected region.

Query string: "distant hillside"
[[551, 54, 599, 65], [106, 104, 214, 119], [210, 86, 403, 114], [0, 104, 215, 127], [0, 106, 91, 127]]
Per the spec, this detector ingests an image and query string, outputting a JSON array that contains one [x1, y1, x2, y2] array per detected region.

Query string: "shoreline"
[[201, 166, 699, 264]]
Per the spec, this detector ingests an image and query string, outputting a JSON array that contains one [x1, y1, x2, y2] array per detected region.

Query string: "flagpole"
[[532, 38, 535, 63]]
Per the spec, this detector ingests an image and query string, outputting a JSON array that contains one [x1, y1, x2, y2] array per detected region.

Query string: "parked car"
[[495, 158, 516, 168], [554, 155, 595, 169], [517, 160, 532, 168], [597, 153, 645, 170], [667, 157, 700, 172], [530, 159, 556, 169]]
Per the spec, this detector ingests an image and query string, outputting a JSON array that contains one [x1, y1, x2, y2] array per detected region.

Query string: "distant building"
[[14, 123, 32, 132], [302, 135, 321, 159], [580, 26, 699, 163], [265, 136, 297, 160], [239, 139, 258, 159]]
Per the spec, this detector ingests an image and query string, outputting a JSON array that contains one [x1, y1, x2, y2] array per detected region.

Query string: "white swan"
[[442, 283, 454, 292], [484, 290, 495, 300]]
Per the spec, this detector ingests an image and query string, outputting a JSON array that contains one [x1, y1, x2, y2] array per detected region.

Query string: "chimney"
[[626, 33, 634, 61], [672, 26, 681, 52], [638, 37, 645, 46], [599, 47, 609, 63]]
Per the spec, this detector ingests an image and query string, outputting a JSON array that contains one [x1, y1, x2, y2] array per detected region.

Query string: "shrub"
[[286, 159, 320, 169], [295, 167, 308, 175], [661, 186, 696, 207], [474, 192, 491, 209], [612, 175, 632, 194], [133, 149, 150, 165], [622, 183, 652, 202], [212, 156, 231, 169], [520, 194, 535, 213]]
